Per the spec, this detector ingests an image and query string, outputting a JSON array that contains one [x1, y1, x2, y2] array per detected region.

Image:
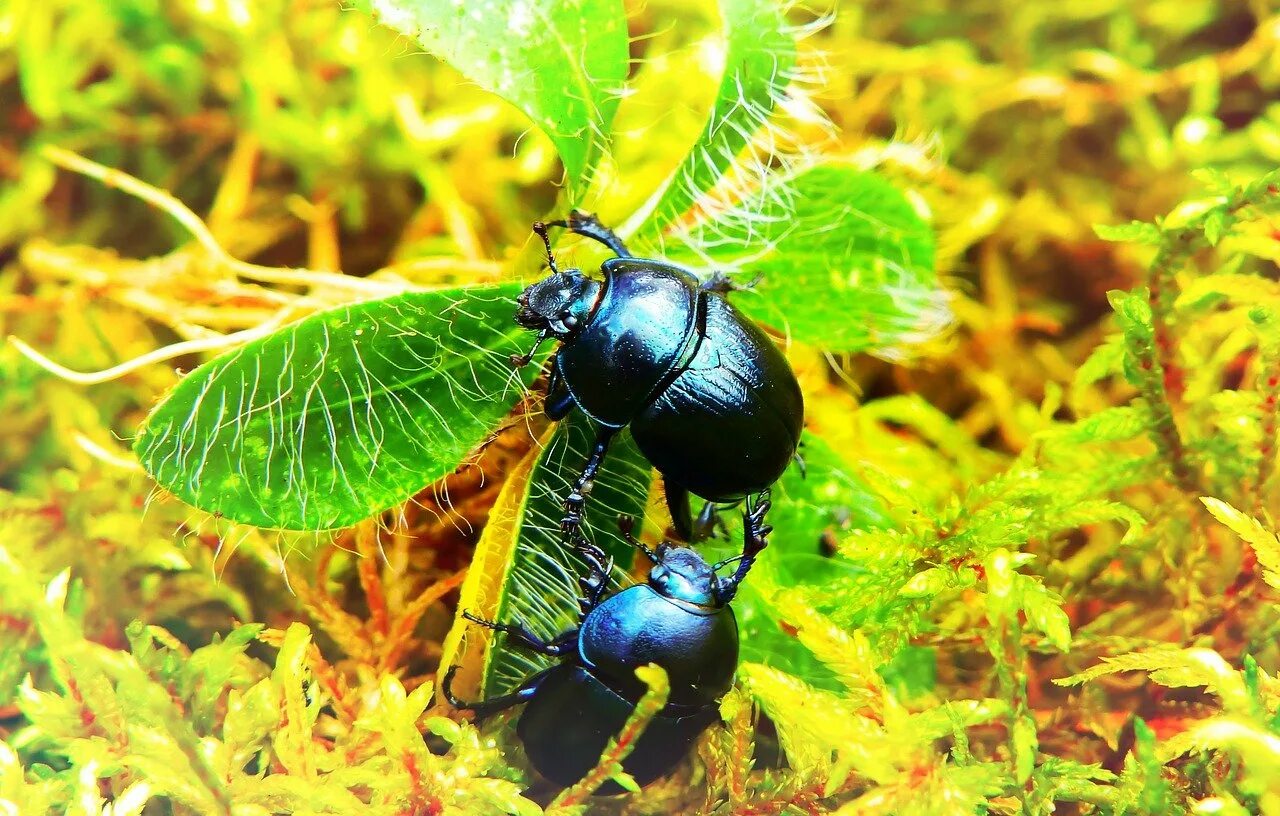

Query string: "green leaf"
[[1203, 209, 1228, 245], [1069, 334, 1124, 405], [1093, 221, 1163, 245], [982, 549, 1018, 620], [1162, 196, 1228, 230], [1028, 759, 1116, 809], [1055, 647, 1250, 712], [1107, 288, 1158, 389], [696, 433, 883, 692], [1117, 719, 1178, 814], [135, 285, 534, 531], [1017, 575, 1072, 652], [1012, 714, 1038, 785], [762, 431, 890, 576], [879, 646, 937, 697], [1175, 273, 1280, 312], [671, 164, 949, 356], [358, 0, 627, 196], [741, 662, 894, 783], [1107, 288, 1154, 328], [1157, 716, 1280, 777], [858, 395, 994, 477], [629, 0, 798, 234], [1201, 497, 1280, 590], [1043, 406, 1152, 448], [484, 416, 654, 695], [899, 566, 976, 598]]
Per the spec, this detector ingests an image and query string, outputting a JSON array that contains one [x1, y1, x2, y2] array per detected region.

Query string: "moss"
[[3, 0, 1280, 813]]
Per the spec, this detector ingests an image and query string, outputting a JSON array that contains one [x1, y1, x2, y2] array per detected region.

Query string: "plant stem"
[[1145, 233, 1196, 406]]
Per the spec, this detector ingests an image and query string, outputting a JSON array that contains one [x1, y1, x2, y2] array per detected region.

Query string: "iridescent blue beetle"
[[509, 212, 803, 546], [443, 497, 770, 790]]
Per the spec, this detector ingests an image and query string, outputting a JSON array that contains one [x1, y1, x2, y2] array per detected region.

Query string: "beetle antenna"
[[532, 221, 559, 273]]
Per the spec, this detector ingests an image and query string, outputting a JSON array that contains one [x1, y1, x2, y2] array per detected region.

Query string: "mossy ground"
[[3, 1, 1280, 814]]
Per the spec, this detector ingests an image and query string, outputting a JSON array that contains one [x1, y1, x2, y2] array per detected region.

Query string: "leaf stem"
[[6, 306, 300, 385], [40, 145, 404, 297], [1145, 233, 1194, 405]]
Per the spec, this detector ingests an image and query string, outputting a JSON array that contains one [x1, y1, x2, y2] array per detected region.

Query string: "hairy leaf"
[[438, 414, 653, 698], [358, 0, 628, 196], [435, 431, 544, 704], [629, 0, 798, 234], [486, 418, 652, 694], [135, 286, 533, 530], [670, 164, 949, 356]]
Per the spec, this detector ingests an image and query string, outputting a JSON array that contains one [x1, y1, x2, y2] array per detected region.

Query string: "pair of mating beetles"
[[444, 213, 804, 789]]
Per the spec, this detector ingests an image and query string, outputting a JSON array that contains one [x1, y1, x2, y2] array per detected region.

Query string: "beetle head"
[[515, 271, 600, 339], [648, 545, 721, 607]]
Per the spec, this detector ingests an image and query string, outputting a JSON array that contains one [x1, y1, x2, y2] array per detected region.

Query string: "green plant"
[[120, 0, 949, 710], [4, 0, 1280, 813]]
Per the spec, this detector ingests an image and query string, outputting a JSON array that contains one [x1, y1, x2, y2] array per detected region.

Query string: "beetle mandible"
[[443, 495, 771, 790], [510, 212, 803, 548]]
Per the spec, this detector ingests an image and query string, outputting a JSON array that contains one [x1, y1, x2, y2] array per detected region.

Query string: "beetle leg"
[[691, 500, 730, 542], [544, 211, 633, 258], [713, 490, 773, 604], [617, 514, 660, 563], [560, 426, 619, 616], [442, 665, 545, 717], [461, 611, 577, 657], [575, 544, 613, 617], [664, 480, 695, 542], [545, 361, 576, 420], [511, 329, 550, 368], [560, 426, 617, 547]]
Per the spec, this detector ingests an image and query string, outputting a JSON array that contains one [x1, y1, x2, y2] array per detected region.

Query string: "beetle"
[[443, 494, 771, 791], [510, 212, 803, 547]]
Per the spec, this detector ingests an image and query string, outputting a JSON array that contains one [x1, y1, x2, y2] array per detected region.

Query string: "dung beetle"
[[443, 494, 771, 791], [510, 212, 803, 546]]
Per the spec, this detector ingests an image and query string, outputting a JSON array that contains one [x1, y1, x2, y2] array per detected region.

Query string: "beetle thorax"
[[515, 270, 601, 339], [648, 546, 720, 608]]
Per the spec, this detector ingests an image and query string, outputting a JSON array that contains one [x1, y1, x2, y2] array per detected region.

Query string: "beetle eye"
[[561, 313, 578, 330]]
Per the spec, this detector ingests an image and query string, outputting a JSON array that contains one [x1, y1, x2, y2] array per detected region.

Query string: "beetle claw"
[[617, 515, 660, 562], [441, 665, 465, 708]]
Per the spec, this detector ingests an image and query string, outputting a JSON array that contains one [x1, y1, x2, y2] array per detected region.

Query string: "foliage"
[[3, 0, 1280, 813], [133, 285, 533, 531]]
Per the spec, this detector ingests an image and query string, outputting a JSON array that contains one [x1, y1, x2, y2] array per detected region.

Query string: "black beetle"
[[443, 495, 771, 790], [510, 212, 803, 545]]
